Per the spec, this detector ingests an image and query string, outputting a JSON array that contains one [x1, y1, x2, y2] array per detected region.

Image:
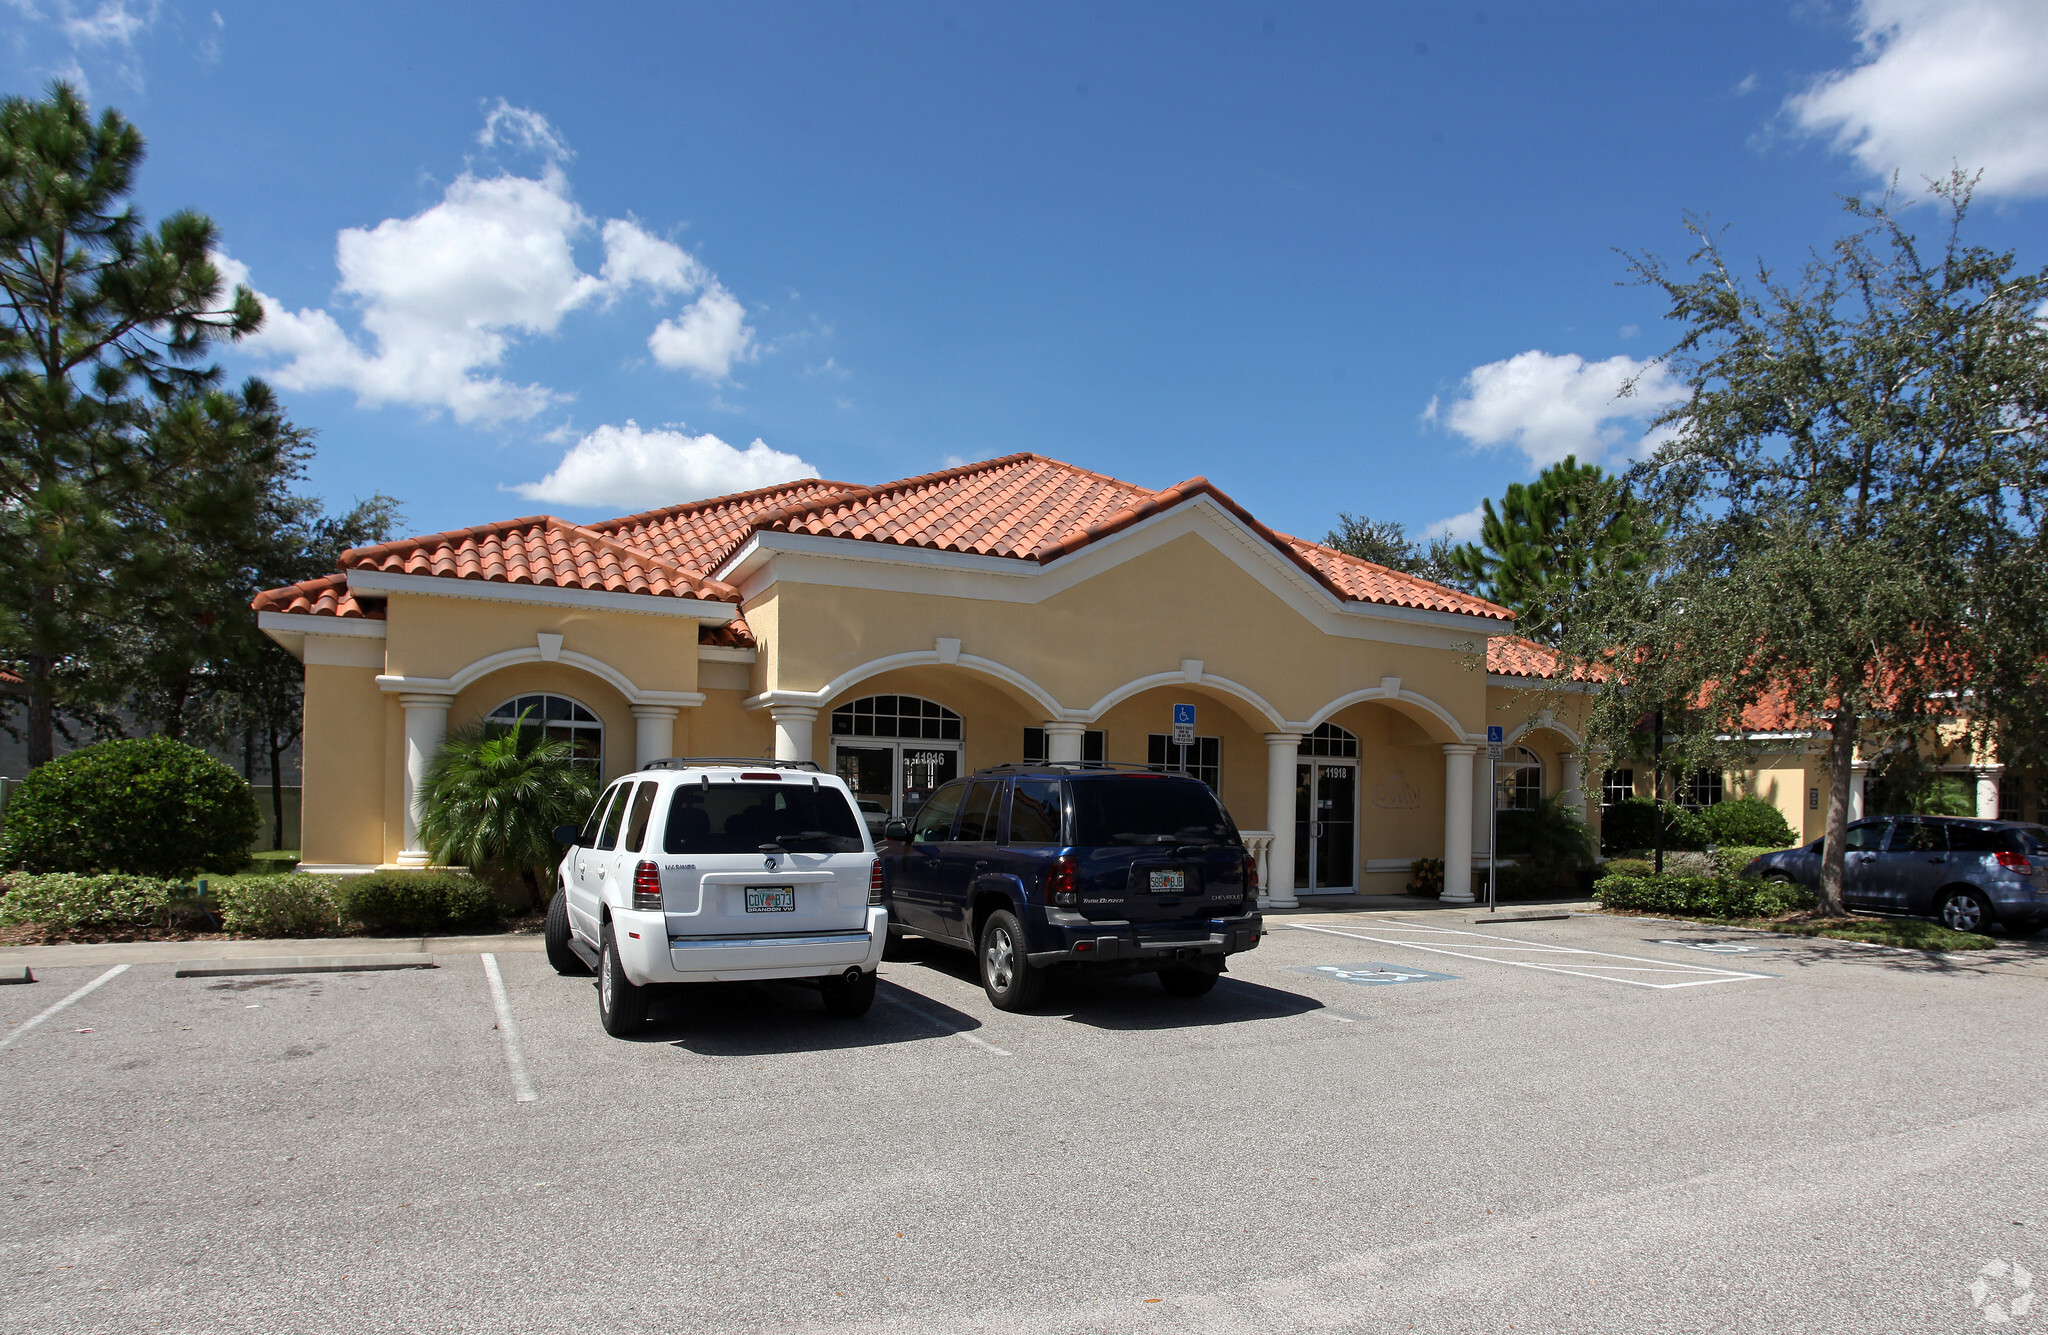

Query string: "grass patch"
[[239, 851, 302, 876], [1601, 905, 1997, 951]]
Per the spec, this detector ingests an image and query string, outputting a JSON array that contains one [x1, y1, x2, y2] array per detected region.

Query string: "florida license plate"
[[1148, 870, 1187, 892], [745, 886, 795, 913]]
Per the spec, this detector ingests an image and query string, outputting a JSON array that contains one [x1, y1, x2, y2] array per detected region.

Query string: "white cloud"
[[648, 285, 756, 381], [231, 105, 760, 422], [512, 421, 818, 510], [1424, 504, 1486, 544], [10, 0, 157, 92], [1437, 350, 1686, 468], [1787, 0, 2048, 198]]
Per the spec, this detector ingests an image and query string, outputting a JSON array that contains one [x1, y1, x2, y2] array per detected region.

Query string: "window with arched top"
[[830, 694, 962, 740], [1496, 745, 1543, 810], [487, 693, 604, 770], [1300, 722, 1359, 758]]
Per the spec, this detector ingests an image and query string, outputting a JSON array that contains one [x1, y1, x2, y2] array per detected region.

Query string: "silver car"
[[1747, 816, 2048, 934]]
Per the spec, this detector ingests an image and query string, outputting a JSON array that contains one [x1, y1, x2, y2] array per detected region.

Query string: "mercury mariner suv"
[[879, 763, 1263, 1010], [545, 758, 887, 1037]]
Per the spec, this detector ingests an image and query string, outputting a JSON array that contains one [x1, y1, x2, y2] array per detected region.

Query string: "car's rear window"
[[2004, 827, 2047, 857], [662, 783, 864, 854], [1070, 777, 1235, 847], [1947, 823, 2004, 853]]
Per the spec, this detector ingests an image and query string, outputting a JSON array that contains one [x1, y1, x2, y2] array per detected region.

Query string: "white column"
[[770, 706, 818, 764], [1442, 744, 1477, 904], [1977, 767, 2005, 821], [1848, 765, 1869, 821], [1264, 733, 1303, 910], [1042, 721, 1087, 763], [397, 692, 454, 867], [632, 705, 679, 771], [1560, 751, 1587, 821]]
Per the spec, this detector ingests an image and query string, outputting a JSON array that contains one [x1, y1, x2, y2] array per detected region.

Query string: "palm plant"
[[418, 710, 600, 898]]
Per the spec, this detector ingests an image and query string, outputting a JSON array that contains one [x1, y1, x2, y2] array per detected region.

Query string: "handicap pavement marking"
[[1289, 921, 1774, 990], [1296, 962, 1459, 987], [1652, 938, 1782, 955]]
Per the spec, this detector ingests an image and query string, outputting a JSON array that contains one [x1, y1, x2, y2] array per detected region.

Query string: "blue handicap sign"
[[1486, 725, 1504, 744], [1173, 703, 1196, 728], [1295, 961, 1459, 986]]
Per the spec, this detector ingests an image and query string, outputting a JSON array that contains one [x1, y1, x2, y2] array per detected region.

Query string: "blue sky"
[[7, 1, 2047, 548]]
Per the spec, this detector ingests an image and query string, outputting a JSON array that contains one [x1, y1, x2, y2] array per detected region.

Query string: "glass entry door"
[[833, 741, 960, 819], [1294, 761, 1358, 894]]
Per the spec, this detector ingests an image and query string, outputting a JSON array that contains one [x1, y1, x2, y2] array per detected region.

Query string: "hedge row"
[[1600, 795, 1797, 855], [0, 869, 500, 937], [1594, 870, 1814, 919]]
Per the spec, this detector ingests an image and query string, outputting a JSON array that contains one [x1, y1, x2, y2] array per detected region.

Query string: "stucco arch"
[[434, 645, 700, 708], [1506, 716, 1586, 750], [1080, 671, 1287, 731], [753, 649, 1064, 720], [1304, 685, 1466, 744]]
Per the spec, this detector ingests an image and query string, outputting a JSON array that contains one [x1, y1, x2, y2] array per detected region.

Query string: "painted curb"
[[1472, 912, 1575, 923], [173, 954, 438, 978]]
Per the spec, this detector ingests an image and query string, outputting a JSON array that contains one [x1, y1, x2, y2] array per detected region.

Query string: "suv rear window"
[[662, 783, 864, 854], [1070, 777, 1235, 847]]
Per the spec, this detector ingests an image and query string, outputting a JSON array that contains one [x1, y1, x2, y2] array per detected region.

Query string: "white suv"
[[544, 758, 887, 1036]]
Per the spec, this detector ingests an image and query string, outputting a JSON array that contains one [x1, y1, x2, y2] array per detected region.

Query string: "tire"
[[544, 889, 585, 975], [881, 928, 916, 962], [1765, 872, 1797, 885], [819, 969, 877, 1018], [978, 910, 1046, 1011], [1937, 888, 1995, 935], [597, 922, 649, 1037], [1158, 965, 1219, 997]]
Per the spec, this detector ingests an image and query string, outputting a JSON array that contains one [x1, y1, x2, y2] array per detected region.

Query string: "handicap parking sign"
[[1172, 702, 1196, 746]]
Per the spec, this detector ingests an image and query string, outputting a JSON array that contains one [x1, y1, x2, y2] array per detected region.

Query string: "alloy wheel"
[[1943, 894, 1985, 933], [600, 941, 616, 1010], [985, 927, 1015, 992]]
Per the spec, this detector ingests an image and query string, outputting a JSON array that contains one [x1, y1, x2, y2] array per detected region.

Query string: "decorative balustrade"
[[1239, 830, 1275, 907]]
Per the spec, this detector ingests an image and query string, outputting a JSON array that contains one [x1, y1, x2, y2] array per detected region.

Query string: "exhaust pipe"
[[842, 966, 864, 985]]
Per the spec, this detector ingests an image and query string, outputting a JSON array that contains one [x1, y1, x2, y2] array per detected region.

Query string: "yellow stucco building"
[[258, 453, 1624, 906]]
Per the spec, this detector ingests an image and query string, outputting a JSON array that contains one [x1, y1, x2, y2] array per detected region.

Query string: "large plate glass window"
[[487, 693, 603, 771], [1147, 734, 1220, 791], [1495, 746, 1543, 811], [830, 695, 963, 820], [1294, 724, 1358, 894]]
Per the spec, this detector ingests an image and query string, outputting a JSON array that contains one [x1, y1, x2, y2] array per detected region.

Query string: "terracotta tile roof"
[[1486, 635, 1604, 681], [251, 573, 385, 620], [253, 453, 1507, 627], [700, 619, 757, 649], [590, 479, 859, 575], [339, 518, 740, 603]]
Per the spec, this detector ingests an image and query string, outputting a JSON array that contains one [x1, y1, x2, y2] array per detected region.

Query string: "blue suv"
[[878, 764, 1264, 1009], [1747, 816, 2048, 934]]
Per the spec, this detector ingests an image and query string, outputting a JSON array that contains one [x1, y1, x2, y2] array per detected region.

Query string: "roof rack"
[[972, 761, 1176, 776], [641, 756, 824, 772]]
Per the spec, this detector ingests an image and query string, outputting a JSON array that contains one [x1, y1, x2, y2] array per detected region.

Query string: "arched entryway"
[[827, 693, 964, 820], [1295, 722, 1360, 894]]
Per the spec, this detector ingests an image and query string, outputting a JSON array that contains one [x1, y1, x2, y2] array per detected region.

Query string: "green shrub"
[[1712, 845, 1782, 878], [1697, 796, 1796, 849], [1594, 872, 1814, 919], [0, 737, 259, 876], [1599, 798, 1709, 855], [1407, 857, 1444, 896], [0, 872, 177, 931], [1603, 857, 1656, 878], [214, 874, 342, 937], [1489, 861, 1563, 899], [335, 869, 497, 934]]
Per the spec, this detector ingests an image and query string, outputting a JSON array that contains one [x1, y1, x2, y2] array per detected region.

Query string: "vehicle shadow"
[[883, 935, 1328, 1030], [635, 977, 992, 1056]]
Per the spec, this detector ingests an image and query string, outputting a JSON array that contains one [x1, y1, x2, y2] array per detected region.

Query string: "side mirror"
[[883, 819, 911, 842], [553, 824, 581, 847]]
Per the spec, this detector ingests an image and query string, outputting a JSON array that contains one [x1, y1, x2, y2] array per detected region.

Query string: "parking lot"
[[4, 910, 2046, 1334]]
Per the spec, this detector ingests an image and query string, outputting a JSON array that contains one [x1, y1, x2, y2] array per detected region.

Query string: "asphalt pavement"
[[2, 910, 2044, 1334]]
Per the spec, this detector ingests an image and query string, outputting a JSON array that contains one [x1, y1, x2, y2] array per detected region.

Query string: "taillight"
[[1995, 850, 2034, 874], [632, 860, 663, 910], [868, 857, 885, 906], [1048, 855, 1078, 907], [1244, 852, 1259, 895]]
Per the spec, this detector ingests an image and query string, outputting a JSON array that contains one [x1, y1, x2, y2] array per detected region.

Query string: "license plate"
[[1149, 870, 1187, 892], [745, 886, 795, 913]]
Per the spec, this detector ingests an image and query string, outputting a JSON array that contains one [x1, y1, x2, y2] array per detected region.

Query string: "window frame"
[[1147, 733, 1222, 792], [485, 692, 605, 772]]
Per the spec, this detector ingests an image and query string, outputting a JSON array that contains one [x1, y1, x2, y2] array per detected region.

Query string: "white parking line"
[[0, 965, 129, 1051], [883, 994, 1012, 1056], [479, 954, 538, 1102], [1289, 921, 1772, 990]]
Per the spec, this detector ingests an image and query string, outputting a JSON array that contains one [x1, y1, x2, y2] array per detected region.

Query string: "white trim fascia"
[[376, 646, 705, 709], [719, 499, 1509, 650], [1488, 673, 1595, 694], [698, 645, 757, 663], [258, 611, 387, 639], [345, 569, 739, 622]]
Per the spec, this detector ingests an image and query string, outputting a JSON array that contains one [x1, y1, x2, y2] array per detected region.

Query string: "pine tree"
[[1449, 456, 1647, 642]]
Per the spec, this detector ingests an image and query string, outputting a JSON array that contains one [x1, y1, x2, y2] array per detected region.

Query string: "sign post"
[[1172, 704, 1196, 768], [1485, 726, 1504, 914]]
